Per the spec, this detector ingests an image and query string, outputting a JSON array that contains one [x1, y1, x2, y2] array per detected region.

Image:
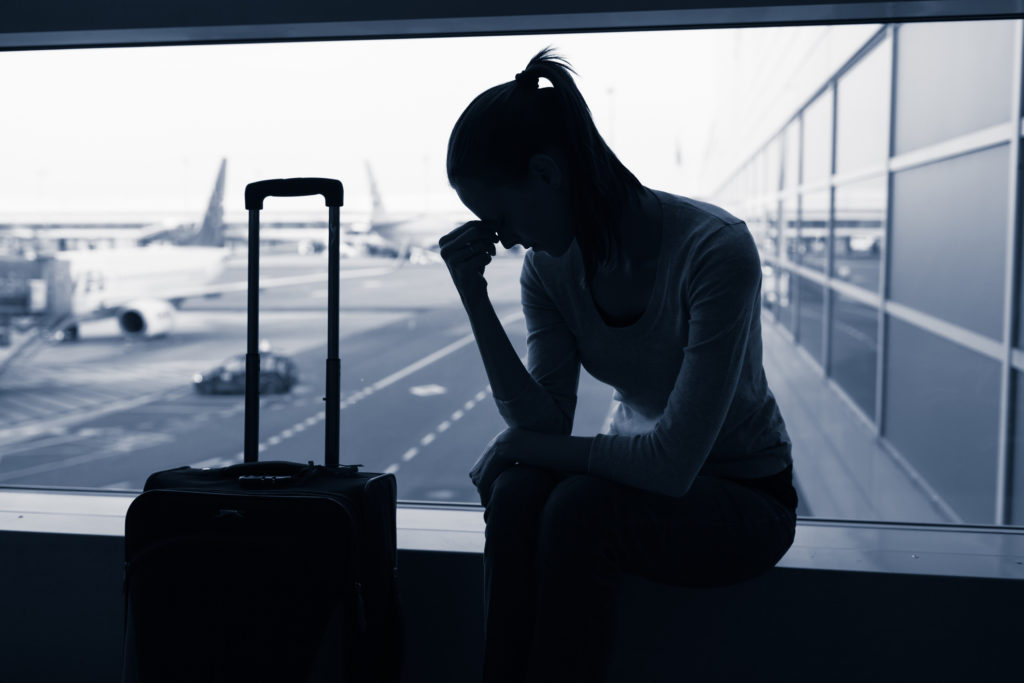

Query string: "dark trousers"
[[481, 466, 798, 683]]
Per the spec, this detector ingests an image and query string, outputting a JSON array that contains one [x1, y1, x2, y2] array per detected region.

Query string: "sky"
[[0, 24, 878, 221]]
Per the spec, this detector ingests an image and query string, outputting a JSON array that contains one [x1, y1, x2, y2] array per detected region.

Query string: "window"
[[836, 37, 891, 173], [3, 18, 1024, 531], [889, 144, 1009, 341], [833, 176, 885, 292], [894, 20, 1015, 155]]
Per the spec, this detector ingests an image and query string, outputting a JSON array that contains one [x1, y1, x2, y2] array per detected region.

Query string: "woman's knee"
[[536, 475, 617, 555], [484, 466, 561, 530]]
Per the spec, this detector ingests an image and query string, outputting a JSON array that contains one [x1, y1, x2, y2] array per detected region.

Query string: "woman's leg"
[[482, 466, 565, 683], [525, 473, 797, 682]]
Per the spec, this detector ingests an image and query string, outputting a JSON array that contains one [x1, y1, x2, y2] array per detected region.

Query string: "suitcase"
[[122, 178, 403, 683]]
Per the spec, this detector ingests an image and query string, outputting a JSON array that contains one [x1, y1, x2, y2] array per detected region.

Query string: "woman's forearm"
[[460, 283, 538, 402], [511, 430, 593, 475]]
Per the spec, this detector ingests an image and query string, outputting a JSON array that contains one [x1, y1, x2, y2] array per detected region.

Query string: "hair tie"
[[515, 70, 539, 89]]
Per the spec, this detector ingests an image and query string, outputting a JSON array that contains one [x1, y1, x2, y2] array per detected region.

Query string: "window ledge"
[[2, 489, 1023, 580]]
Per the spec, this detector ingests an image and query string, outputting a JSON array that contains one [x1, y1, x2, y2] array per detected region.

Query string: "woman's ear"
[[527, 154, 563, 188]]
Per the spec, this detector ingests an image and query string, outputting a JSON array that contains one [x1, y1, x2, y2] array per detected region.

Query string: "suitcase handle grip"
[[244, 178, 344, 210]]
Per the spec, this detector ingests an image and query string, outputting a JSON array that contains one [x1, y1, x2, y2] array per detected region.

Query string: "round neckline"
[[585, 189, 667, 332]]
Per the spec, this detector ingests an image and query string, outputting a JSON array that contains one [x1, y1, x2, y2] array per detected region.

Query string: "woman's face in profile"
[[453, 157, 575, 257]]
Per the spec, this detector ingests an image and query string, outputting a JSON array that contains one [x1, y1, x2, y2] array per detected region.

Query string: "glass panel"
[[783, 119, 800, 189], [833, 176, 885, 292], [799, 191, 829, 272], [829, 291, 877, 418], [801, 89, 833, 185], [894, 20, 1015, 155], [889, 145, 1009, 340], [796, 275, 824, 365], [777, 269, 797, 335], [781, 197, 799, 264], [884, 317, 1000, 525], [1012, 371, 1024, 525], [765, 135, 782, 194], [836, 37, 891, 174]]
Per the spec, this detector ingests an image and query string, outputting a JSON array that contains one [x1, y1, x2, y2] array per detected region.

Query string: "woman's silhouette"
[[439, 48, 798, 683]]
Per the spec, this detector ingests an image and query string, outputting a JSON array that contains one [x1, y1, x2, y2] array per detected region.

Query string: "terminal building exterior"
[[709, 19, 1024, 527]]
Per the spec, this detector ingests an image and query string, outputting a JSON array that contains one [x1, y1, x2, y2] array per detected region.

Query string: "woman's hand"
[[439, 221, 499, 297], [469, 427, 522, 506]]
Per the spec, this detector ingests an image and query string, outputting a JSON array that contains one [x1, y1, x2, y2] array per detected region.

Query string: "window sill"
[[2, 489, 1022, 580]]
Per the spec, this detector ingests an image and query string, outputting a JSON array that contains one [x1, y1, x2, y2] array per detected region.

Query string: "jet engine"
[[118, 299, 175, 338]]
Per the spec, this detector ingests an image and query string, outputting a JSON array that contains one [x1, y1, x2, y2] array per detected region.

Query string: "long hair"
[[446, 48, 642, 282]]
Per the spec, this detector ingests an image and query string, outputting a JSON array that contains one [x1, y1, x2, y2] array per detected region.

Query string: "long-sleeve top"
[[494, 190, 792, 498]]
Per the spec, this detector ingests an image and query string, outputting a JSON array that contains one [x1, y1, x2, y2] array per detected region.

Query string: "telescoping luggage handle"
[[243, 178, 344, 467]]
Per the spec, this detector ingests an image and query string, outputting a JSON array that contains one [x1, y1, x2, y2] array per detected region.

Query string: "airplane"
[[3, 159, 395, 342], [223, 162, 472, 262]]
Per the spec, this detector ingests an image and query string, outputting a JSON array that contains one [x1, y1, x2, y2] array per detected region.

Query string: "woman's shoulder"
[[654, 189, 745, 229]]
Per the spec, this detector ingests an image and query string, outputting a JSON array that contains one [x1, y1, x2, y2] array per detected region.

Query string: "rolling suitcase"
[[122, 178, 403, 683]]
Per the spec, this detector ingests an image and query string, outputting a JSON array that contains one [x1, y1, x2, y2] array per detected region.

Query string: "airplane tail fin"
[[191, 158, 226, 247], [366, 160, 385, 226]]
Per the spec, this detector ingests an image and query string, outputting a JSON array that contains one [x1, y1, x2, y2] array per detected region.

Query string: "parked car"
[[193, 352, 298, 395]]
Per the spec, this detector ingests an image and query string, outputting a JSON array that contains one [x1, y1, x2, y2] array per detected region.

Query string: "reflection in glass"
[[895, 20, 1014, 155], [778, 269, 797, 335], [833, 176, 885, 292], [796, 275, 824, 365], [763, 136, 782, 197], [781, 197, 799, 264], [836, 37, 891, 174], [884, 317, 1000, 525], [801, 89, 833, 185], [783, 119, 800, 189], [890, 145, 1009, 340], [1011, 372, 1024, 524], [829, 291, 877, 418], [799, 191, 829, 272]]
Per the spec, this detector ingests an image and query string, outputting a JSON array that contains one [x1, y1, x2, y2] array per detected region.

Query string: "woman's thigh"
[[538, 473, 796, 588]]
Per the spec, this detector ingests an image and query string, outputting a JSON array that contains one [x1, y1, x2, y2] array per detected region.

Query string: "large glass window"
[[783, 119, 801, 190], [801, 89, 833, 186], [889, 145, 1009, 340], [884, 317, 1000, 525], [836, 37, 891, 173], [799, 191, 829, 272], [829, 291, 877, 418], [833, 176, 885, 292], [796, 275, 824, 365], [894, 20, 1015, 155]]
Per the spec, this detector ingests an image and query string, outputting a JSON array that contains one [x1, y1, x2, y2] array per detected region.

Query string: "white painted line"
[[464, 400, 475, 411], [293, 423, 307, 432], [282, 429, 294, 438], [486, 385, 493, 393], [370, 311, 524, 393], [384, 464, 400, 474], [305, 416, 319, 426], [402, 448, 419, 462], [420, 433, 436, 447], [437, 421, 451, 433], [410, 384, 448, 397], [316, 411, 325, 419], [475, 391, 486, 401], [451, 410, 464, 421], [268, 436, 281, 446], [257, 443, 267, 453]]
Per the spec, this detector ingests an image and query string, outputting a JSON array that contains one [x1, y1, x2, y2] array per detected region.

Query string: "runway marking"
[[475, 391, 486, 402], [281, 429, 294, 438], [268, 436, 281, 446], [369, 311, 523, 394], [384, 464, 400, 474], [391, 383, 491, 476], [464, 400, 476, 411], [102, 481, 133, 490], [410, 384, 447, 397]]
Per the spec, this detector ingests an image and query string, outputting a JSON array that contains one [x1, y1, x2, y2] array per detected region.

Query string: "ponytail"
[[447, 47, 642, 282]]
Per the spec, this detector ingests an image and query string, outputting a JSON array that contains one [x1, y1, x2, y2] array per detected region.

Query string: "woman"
[[439, 48, 798, 683]]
